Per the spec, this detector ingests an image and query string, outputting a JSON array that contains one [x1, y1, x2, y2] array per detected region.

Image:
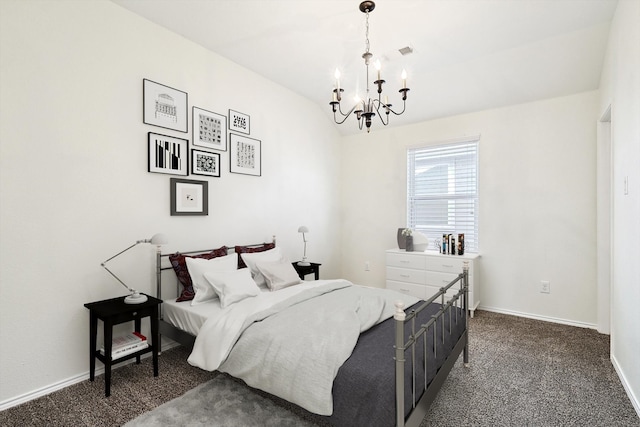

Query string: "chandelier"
[[330, 1, 410, 133]]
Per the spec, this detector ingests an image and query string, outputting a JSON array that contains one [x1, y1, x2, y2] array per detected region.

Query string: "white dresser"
[[385, 249, 480, 316]]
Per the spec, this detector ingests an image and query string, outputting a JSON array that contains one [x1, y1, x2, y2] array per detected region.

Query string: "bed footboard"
[[394, 261, 470, 427]]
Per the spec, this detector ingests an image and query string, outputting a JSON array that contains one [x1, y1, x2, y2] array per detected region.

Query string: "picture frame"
[[192, 107, 227, 151], [170, 178, 208, 216], [143, 79, 188, 133], [148, 132, 188, 176], [228, 109, 250, 135], [191, 149, 221, 177], [230, 133, 261, 177]]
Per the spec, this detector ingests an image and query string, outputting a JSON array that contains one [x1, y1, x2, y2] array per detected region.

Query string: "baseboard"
[[0, 341, 180, 411], [478, 305, 598, 330], [611, 353, 640, 418]]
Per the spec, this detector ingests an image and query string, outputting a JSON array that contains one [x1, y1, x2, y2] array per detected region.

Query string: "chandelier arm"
[[333, 104, 359, 125], [384, 99, 407, 116], [371, 99, 390, 126], [337, 101, 356, 118]]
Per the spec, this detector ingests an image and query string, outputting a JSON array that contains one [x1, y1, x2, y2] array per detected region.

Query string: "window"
[[407, 137, 479, 253]]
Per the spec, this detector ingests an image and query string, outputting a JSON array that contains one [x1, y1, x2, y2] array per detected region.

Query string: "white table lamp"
[[297, 226, 310, 266], [101, 233, 168, 304]]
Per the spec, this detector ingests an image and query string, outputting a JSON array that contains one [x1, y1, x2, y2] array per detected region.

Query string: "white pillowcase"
[[239, 247, 283, 287], [186, 253, 238, 306], [203, 268, 261, 308], [255, 256, 302, 291]]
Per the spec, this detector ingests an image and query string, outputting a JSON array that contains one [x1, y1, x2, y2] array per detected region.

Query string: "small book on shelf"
[[100, 332, 147, 356]]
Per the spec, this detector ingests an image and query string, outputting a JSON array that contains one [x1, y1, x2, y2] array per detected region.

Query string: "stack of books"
[[99, 332, 148, 360], [441, 233, 465, 255]]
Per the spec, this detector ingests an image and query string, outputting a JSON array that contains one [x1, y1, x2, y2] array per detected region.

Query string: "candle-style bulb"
[[401, 69, 407, 88]]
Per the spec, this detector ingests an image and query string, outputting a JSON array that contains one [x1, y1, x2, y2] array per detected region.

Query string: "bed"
[[155, 239, 469, 427]]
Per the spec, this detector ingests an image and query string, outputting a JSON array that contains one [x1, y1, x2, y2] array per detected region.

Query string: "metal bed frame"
[[153, 238, 469, 427], [394, 261, 469, 427]]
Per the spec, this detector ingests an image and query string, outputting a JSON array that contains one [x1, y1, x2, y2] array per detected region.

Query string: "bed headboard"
[[155, 235, 276, 303]]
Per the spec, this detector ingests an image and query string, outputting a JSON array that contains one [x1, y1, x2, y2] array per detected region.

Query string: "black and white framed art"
[[192, 107, 227, 151], [170, 178, 208, 216], [191, 149, 221, 177], [143, 79, 188, 133], [230, 133, 261, 177], [148, 132, 188, 176], [228, 109, 250, 135]]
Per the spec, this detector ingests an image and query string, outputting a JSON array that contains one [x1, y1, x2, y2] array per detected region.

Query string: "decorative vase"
[[397, 228, 406, 249], [405, 235, 414, 252]]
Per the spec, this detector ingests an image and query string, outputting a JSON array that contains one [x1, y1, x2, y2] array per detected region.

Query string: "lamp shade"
[[150, 233, 168, 245], [298, 226, 309, 233]]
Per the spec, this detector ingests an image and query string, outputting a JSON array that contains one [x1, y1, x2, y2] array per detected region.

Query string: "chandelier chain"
[[365, 10, 370, 54]]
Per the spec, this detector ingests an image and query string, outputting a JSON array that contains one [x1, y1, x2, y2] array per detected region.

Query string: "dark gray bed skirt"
[[309, 301, 467, 427]]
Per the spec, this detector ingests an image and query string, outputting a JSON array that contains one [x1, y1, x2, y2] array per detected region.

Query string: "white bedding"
[[186, 280, 339, 371], [185, 279, 419, 415], [162, 299, 221, 337]]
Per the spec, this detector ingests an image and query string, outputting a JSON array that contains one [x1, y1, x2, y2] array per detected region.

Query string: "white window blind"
[[407, 137, 479, 253]]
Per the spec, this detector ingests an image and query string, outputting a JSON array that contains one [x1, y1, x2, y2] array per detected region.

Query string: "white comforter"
[[187, 279, 418, 415]]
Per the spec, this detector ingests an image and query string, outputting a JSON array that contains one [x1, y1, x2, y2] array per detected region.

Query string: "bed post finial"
[[394, 300, 406, 321], [463, 260, 469, 273]]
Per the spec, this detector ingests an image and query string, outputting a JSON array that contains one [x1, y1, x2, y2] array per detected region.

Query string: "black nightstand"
[[84, 294, 162, 397], [292, 262, 321, 280]]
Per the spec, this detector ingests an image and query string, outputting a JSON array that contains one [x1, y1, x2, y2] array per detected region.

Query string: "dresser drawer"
[[386, 249, 480, 316], [425, 270, 467, 288], [386, 252, 427, 270], [425, 256, 473, 275], [386, 280, 427, 299], [386, 266, 427, 285]]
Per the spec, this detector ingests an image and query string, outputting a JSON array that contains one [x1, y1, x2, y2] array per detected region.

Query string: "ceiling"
[[111, 0, 618, 135]]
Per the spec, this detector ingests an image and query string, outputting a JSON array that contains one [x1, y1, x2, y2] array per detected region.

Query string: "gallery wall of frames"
[[143, 79, 261, 216]]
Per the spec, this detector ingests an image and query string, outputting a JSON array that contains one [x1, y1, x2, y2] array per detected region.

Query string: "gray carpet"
[[1, 311, 638, 426]]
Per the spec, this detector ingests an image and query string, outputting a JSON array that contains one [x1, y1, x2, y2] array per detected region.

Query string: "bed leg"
[[463, 261, 470, 368], [394, 301, 406, 427]]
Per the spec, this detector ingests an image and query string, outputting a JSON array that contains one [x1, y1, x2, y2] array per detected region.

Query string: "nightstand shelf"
[[94, 344, 151, 364]]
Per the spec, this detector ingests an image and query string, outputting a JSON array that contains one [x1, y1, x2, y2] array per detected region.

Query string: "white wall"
[[0, 0, 342, 405], [340, 91, 599, 327], [598, 0, 640, 415]]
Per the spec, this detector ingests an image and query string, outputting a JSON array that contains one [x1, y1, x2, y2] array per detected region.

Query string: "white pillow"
[[255, 256, 302, 291], [186, 253, 238, 306], [239, 247, 282, 287], [204, 269, 260, 308]]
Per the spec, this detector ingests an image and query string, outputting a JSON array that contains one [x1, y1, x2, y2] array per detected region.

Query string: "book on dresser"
[[99, 332, 148, 359]]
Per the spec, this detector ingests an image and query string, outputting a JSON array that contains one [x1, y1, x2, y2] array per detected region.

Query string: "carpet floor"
[[1, 310, 638, 426]]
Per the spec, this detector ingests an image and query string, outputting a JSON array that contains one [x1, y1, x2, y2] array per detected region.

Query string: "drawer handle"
[[400, 274, 411, 278], [400, 260, 410, 264], [442, 264, 454, 268], [400, 288, 409, 292]]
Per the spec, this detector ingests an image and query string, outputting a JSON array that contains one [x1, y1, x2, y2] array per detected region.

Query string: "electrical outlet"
[[541, 280, 550, 294], [364, 261, 370, 271]]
